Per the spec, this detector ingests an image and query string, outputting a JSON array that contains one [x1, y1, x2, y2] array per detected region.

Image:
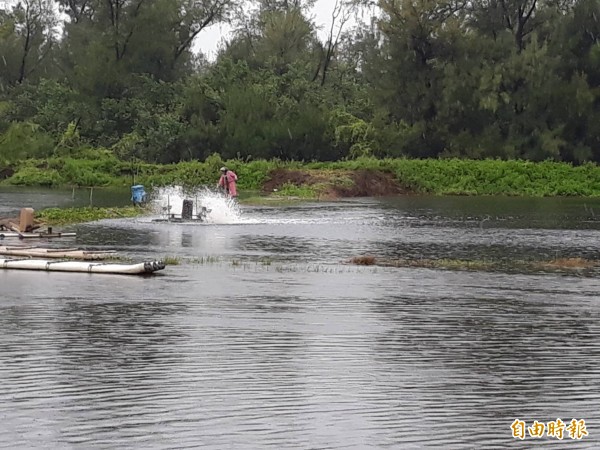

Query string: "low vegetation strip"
[[37, 206, 148, 225], [3, 155, 600, 197], [349, 256, 600, 274]]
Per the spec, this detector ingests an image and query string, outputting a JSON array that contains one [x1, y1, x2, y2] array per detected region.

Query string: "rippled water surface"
[[1, 189, 599, 449]]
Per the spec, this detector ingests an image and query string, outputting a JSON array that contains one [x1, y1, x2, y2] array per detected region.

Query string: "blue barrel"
[[131, 185, 146, 205]]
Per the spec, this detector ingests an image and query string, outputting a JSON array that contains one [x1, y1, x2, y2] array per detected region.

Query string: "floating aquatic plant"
[[37, 206, 148, 225]]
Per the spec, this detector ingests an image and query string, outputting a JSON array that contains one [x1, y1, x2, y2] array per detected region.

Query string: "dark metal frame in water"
[[153, 197, 211, 223]]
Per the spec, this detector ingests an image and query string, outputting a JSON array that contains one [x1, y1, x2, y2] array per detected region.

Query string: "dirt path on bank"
[[262, 168, 407, 199]]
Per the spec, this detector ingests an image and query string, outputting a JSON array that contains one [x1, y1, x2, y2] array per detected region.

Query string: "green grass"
[[276, 182, 318, 198], [188, 256, 220, 264], [37, 205, 149, 225], [162, 256, 181, 265]]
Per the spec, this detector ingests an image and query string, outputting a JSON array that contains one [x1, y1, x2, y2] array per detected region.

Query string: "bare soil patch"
[[262, 168, 406, 198], [0, 166, 14, 180]]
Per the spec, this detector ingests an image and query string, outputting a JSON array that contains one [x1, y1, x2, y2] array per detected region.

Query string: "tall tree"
[[361, 0, 467, 156], [225, 0, 318, 74], [0, 0, 57, 85], [257, 0, 315, 12], [312, 0, 355, 86], [57, 0, 239, 88]]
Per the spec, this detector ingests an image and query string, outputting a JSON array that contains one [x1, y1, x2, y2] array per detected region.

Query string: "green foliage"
[[0, 2, 58, 86], [0, 122, 55, 163], [330, 108, 379, 158], [129, 156, 281, 190], [7, 166, 63, 186], [391, 158, 600, 196], [54, 121, 82, 156], [37, 206, 147, 225], [95, 76, 188, 161], [162, 256, 181, 266], [6, 153, 123, 187], [3, 0, 600, 166], [233, 159, 281, 189], [60, 159, 114, 186], [211, 65, 333, 161], [277, 182, 318, 198], [5, 80, 85, 138]]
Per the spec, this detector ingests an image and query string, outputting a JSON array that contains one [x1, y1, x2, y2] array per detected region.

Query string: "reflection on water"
[[0, 189, 599, 449]]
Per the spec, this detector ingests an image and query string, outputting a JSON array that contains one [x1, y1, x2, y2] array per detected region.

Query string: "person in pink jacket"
[[217, 166, 238, 198]]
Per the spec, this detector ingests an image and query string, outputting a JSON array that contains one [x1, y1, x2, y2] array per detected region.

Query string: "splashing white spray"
[[150, 186, 243, 224]]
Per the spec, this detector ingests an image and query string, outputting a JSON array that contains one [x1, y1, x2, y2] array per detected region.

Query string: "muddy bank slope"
[[262, 168, 407, 199]]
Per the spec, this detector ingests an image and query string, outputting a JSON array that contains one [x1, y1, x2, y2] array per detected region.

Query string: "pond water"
[[1, 187, 599, 449], [0, 186, 132, 217]]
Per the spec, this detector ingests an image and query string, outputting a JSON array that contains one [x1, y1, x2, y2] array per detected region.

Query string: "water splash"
[[147, 186, 384, 227], [150, 186, 243, 224]]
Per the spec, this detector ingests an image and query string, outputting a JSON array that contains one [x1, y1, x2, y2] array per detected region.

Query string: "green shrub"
[[278, 182, 317, 198], [0, 122, 55, 162], [8, 166, 63, 186]]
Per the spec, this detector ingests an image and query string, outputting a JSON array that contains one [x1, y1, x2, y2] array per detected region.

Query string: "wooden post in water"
[[89, 187, 93, 207], [182, 199, 193, 220]]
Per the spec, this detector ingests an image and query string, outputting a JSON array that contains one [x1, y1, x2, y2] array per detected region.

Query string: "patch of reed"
[[189, 256, 220, 264], [163, 256, 181, 265], [537, 257, 598, 269]]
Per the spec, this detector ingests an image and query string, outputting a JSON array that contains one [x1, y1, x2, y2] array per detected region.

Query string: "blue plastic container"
[[131, 185, 146, 205]]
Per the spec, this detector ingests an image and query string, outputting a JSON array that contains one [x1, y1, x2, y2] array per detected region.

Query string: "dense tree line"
[[1, 0, 600, 164]]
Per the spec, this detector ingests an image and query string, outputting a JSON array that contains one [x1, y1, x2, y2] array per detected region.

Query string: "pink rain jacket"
[[218, 170, 238, 197]]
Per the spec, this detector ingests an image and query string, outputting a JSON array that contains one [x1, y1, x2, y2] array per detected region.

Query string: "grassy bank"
[[3, 154, 600, 197]]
